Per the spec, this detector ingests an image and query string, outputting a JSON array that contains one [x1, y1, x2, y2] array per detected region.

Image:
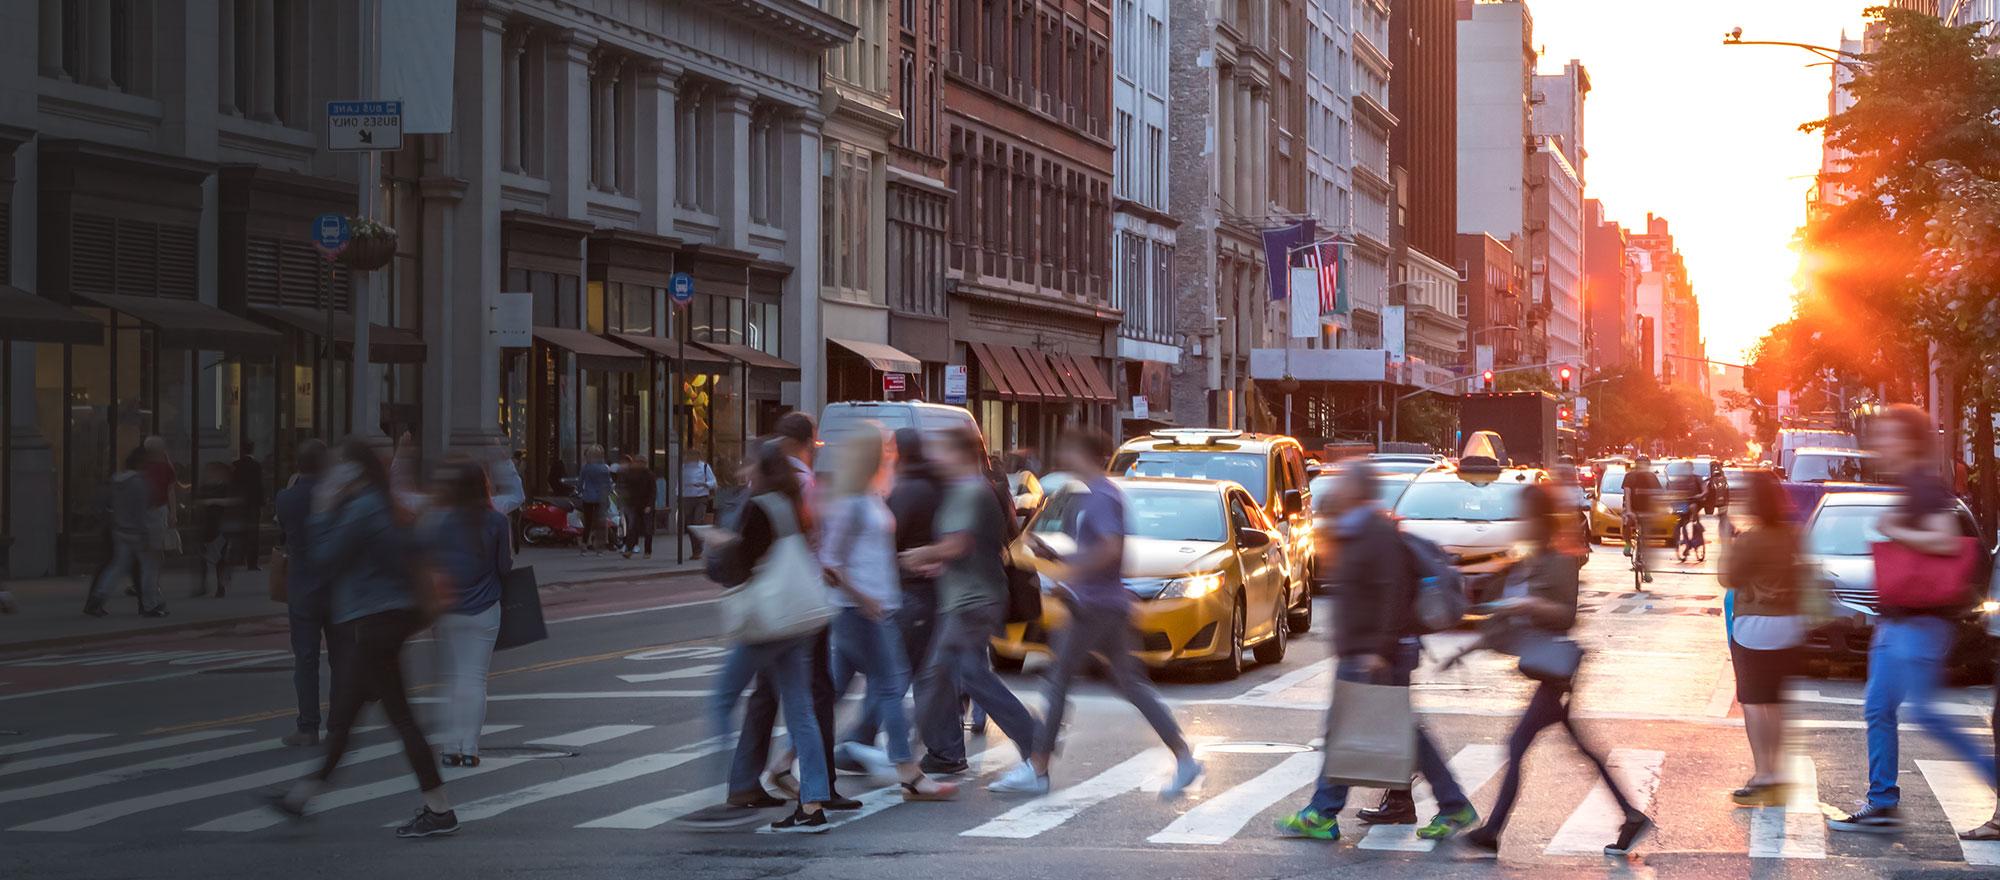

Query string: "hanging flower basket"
[[338, 218, 398, 271]]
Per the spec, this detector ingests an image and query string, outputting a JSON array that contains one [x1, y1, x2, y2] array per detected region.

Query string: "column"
[[778, 108, 826, 414], [500, 25, 523, 173], [713, 84, 755, 249], [545, 29, 594, 218], [634, 60, 682, 236], [85, 0, 112, 88], [597, 57, 622, 193], [1252, 86, 1268, 213], [248, 0, 275, 120], [440, 3, 508, 457], [216, 0, 236, 113], [40, 0, 64, 78], [1234, 80, 1253, 214], [1216, 70, 1234, 208]]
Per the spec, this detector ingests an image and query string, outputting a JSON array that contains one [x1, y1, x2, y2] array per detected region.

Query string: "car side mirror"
[[1281, 488, 1304, 516], [1237, 528, 1273, 549]]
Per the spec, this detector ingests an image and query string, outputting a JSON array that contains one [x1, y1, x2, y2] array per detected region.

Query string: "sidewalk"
[[0, 537, 707, 651]]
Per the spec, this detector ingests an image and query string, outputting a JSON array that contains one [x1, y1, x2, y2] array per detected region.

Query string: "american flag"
[[1298, 240, 1342, 315]]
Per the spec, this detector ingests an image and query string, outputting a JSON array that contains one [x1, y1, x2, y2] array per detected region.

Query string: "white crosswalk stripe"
[[1148, 751, 1319, 845], [0, 730, 245, 777], [1748, 754, 1824, 859], [1358, 744, 1508, 852], [0, 734, 113, 757], [525, 725, 652, 748], [1543, 748, 1664, 856], [191, 759, 530, 832], [755, 746, 1014, 834], [577, 784, 728, 830], [961, 748, 1170, 839], [437, 740, 734, 825], [0, 736, 293, 807], [1917, 759, 2000, 867]]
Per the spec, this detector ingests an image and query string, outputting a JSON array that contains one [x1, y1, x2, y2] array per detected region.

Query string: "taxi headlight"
[[1983, 600, 1999, 615], [1159, 572, 1224, 599]]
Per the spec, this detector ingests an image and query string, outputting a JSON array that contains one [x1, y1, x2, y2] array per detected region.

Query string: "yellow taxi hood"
[[1124, 537, 1232, 579]]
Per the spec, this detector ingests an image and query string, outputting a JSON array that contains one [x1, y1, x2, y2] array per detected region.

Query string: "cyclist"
[[1622, 455, 1663, 584]]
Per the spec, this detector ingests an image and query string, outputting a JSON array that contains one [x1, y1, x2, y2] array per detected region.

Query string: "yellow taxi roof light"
[[1149, 428, 1244, 446]]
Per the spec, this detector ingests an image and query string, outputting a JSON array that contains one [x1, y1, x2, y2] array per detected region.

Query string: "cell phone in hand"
[[1025, 533, 1060, 561]]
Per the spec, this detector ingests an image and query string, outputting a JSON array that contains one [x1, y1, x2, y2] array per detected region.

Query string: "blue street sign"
[[669, 272, 695, 308], [311, 213, 351, 256]]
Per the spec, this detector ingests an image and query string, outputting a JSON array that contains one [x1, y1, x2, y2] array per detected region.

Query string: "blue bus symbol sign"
[[669, 272, 694, 307], [311, 213, 350, 257]]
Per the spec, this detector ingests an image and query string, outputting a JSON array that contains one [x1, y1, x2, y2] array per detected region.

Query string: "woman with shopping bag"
[[1718, 469, 1806, 807], [1463, 484, 1654, 857], [687, 438, 841, 831]]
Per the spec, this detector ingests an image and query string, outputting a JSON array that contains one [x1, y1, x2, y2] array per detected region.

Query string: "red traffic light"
[[1480, 370, 1495, 391], [1558, 365, 1573, 392], [1559, 366, 1573, 381]]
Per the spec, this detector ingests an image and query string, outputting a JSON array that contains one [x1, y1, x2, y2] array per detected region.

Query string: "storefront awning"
[[249, 306, 428, 363], [967, 342, 1023, 401], [607, 332, 731, 365], [694, 342, 799, 372], [532, 326, 643, 373], [1063, 354, 1117, 403], [827, 337, 922, 374], [0, 285, 102, 345], [977, 343, 1045, 402], [1012, 348, 1068, 399], [76, 292, 283, 357]]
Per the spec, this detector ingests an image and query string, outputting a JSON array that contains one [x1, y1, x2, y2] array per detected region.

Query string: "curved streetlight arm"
[[1721, 33, 1867, 69]]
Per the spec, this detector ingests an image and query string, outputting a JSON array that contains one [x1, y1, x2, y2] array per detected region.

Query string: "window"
[[589, 53, 627, 194], [749, 106, 781, 225], [1147, 124, 1164, 207], [44, 0, 152, 96], [1114, 110, 1134, 199], [676, 81, 709, 210], [821, 145, 879, 300], [898, 50, 917, 149]]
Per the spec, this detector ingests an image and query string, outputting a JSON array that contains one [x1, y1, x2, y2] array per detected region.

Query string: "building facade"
[[1454, 0, 1531, 242], [885, 0, 953, 396], [1303, 0, 1352, 345], [1348, 0, 1395, 352], [1457, 232, 1525, 369], [1112, 0, 1178, 430], [1529, 138, 1582, 370], [943, 0, 1120, 456], [1388, 0, 1463, 377], [1581, 198, 1637, 371], [1629, 212, 1705, 390]]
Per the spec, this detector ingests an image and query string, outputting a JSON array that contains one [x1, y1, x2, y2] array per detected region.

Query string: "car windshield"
[[1110, 451, 1269, 505], [1807, 504, 1892, 556], [1598, 469, 1627, 493], [817, 409, 914, 449], [1394, 478, 1531, 522], [1792, 453, 1875, 484], [1376, 475, 1416, 506], [1031, 486, 1226, 542], [1369, 459, 1436, 476]]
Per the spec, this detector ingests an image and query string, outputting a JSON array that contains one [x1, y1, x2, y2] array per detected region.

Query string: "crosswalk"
[[1, 722, 1995, 867]]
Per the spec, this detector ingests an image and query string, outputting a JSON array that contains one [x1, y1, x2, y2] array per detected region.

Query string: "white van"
[[816, 401, 980, 473], [1776, 427, 1858, 477]]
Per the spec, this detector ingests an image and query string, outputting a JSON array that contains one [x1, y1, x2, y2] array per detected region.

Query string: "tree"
[[1498, 368, 1555, 394], [1586, 367, 1698, 455], [1394, 394, 1458, 452]]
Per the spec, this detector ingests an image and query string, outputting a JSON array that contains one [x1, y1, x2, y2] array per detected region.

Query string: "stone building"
[[1111, 0, 1179, 432]]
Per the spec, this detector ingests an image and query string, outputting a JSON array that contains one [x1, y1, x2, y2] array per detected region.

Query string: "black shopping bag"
[[494, 565, 548, 651]]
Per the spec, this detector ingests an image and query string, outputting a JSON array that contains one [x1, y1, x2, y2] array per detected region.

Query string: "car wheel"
[[1211, 597, 1246, 681], [1254, 598, 1289, 666], [1287, 586, 1314, 633]]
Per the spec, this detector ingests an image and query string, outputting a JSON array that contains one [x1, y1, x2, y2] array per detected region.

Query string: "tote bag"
[[1321, 679, 1415, 789], [720, 494, 836, 644], [495, 565, 548, 651], [1872, 537, 1980, 611]]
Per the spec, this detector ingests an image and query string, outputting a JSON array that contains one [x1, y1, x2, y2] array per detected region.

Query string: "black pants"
[[579, 501, 605, 550], [735, 627, 839, 797], [314, 609, 443, 792], [621, 506, 652, 555], [1478, 679, 1638, 842], [240, 507, 261, 568], [287, 594, 348, 733]]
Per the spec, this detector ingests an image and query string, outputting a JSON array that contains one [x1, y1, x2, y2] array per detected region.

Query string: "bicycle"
[[1621, 510, 1653, 589]]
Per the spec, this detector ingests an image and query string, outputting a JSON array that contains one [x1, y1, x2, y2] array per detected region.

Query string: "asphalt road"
[[4, 538, 1998, 880]]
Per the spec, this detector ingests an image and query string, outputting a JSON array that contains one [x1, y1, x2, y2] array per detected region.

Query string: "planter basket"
[[339, 233, 397, 271]]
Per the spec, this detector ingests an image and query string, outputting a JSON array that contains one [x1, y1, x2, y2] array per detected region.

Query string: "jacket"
[[107, 471, 151, 539], [275, 477, 323, 601], [1330, 507, 1411, 659], [1510, 549, 1581, 634], [1721, 524, 1801, 617], [422, 508, 512, 615], [886, 463, 944, 601], [308, 488, 416, 624]]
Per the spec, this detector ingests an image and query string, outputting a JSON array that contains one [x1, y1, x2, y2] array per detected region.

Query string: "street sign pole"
[[668, 271, 693, 565], [350, 0, 381, 440]]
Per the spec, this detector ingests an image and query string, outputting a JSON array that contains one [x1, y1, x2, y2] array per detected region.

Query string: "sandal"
[[1960, 820, 2000, 841], [441, 754, 463, 768], [900, 775, 960, 802]]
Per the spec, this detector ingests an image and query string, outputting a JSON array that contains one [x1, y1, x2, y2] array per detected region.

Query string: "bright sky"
[[1527, 0, 1871, 363]]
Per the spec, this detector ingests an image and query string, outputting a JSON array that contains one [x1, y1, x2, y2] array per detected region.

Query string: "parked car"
[[1391, 454, 1547, 602], [1776, 427, 1859, 476], [1801, 491, 1995, 679], [991, 477, 1299, 679], [1780, 447, 1889, 523], [816, 401, 979, 470]]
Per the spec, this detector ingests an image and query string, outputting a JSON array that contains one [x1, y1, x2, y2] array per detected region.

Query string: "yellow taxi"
[[1587, 463, 1677, 546], [991, 477, 1296, 679], [1108, 429, 1315, 623]]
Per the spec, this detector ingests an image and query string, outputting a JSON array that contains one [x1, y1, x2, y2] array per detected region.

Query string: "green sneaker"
[[1416, 806, 1478, 840], [1275, 808, 1340, 841]]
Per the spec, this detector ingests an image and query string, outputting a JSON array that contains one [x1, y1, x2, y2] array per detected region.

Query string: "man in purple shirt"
[[1015, 429, 1200, 797]]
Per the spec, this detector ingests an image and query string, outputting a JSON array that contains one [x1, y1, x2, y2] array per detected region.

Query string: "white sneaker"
[[834, 742, 894, 780], [986, 762, 1049, 795], [1160, 756, 1204, 800]]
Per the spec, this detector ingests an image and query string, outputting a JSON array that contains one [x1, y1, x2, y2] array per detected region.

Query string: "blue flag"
[[1261, 220, 1316, 301]]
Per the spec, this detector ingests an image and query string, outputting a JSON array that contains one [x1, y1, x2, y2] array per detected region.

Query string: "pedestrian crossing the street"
[[2, 722, 1997, 869]]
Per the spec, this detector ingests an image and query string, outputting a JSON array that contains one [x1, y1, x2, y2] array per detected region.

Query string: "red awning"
[[967, 343, 1020, 401], [1064, 354, 1117, 402]]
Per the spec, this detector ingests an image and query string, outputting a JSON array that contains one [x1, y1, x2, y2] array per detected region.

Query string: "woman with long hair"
[[695, 438, 837, 830], [1464, 484, 1654, 857], [272, 437, 456, 838], [424, 458, 514, 768], [1721, 469, 1804, 805], [821, 423, 958, 799]]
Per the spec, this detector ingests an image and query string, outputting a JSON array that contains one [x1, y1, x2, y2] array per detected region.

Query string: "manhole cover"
[[0, 730, 20, 737], [479, 746, 580, 760], [1200, 741, 1313, 755]]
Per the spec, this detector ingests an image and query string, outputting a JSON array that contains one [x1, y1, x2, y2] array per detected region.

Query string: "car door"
[[1229, 490, 1282, 639]]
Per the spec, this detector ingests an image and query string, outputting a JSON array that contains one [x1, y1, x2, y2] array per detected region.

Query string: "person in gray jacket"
[[83, 447, 166, 618], [271, 437, 456, 839]]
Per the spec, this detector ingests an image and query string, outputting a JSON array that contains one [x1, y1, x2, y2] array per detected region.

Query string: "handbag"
[[1321, 678, 1415, 789], [1872, 537, 1981, 610], [1514, 631, 1584, 683], [495, 565, 548, 651], [267, 548, 289, 603], [719, 494, 837, 643]]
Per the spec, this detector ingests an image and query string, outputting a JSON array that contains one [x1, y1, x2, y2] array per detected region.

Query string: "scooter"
[[519, 492, 627, 548]]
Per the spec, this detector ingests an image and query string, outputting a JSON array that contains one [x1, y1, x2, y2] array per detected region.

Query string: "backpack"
[[1401, 532, 1468, 634]]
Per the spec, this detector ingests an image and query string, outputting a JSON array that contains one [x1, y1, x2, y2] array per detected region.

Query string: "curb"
[[0, 568, 709, 654]]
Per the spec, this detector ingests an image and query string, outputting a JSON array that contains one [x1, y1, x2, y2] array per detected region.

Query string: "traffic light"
[[1560, 407, 1573, 422], [1481, 370, 1495, 392], [1559, 365, 1573, 392]]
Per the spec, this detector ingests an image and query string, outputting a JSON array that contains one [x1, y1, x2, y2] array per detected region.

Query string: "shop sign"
[[1133, 395, 1149, 420], [295, 369, 316, 430], [943, 365, 968, 404], [882, 373, 907, 395], [492, 293, 532, 348]]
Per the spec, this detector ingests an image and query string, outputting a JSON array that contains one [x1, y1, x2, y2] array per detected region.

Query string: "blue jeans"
[[842, 594, 937, 751], [914, 604, 1039, 764], [1306, 642, 1469, 816], [286, 593, 347, 732], [712, 635, 830, 804], [830, 608, 915, 764], [1863, 616, 1997, 809]]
